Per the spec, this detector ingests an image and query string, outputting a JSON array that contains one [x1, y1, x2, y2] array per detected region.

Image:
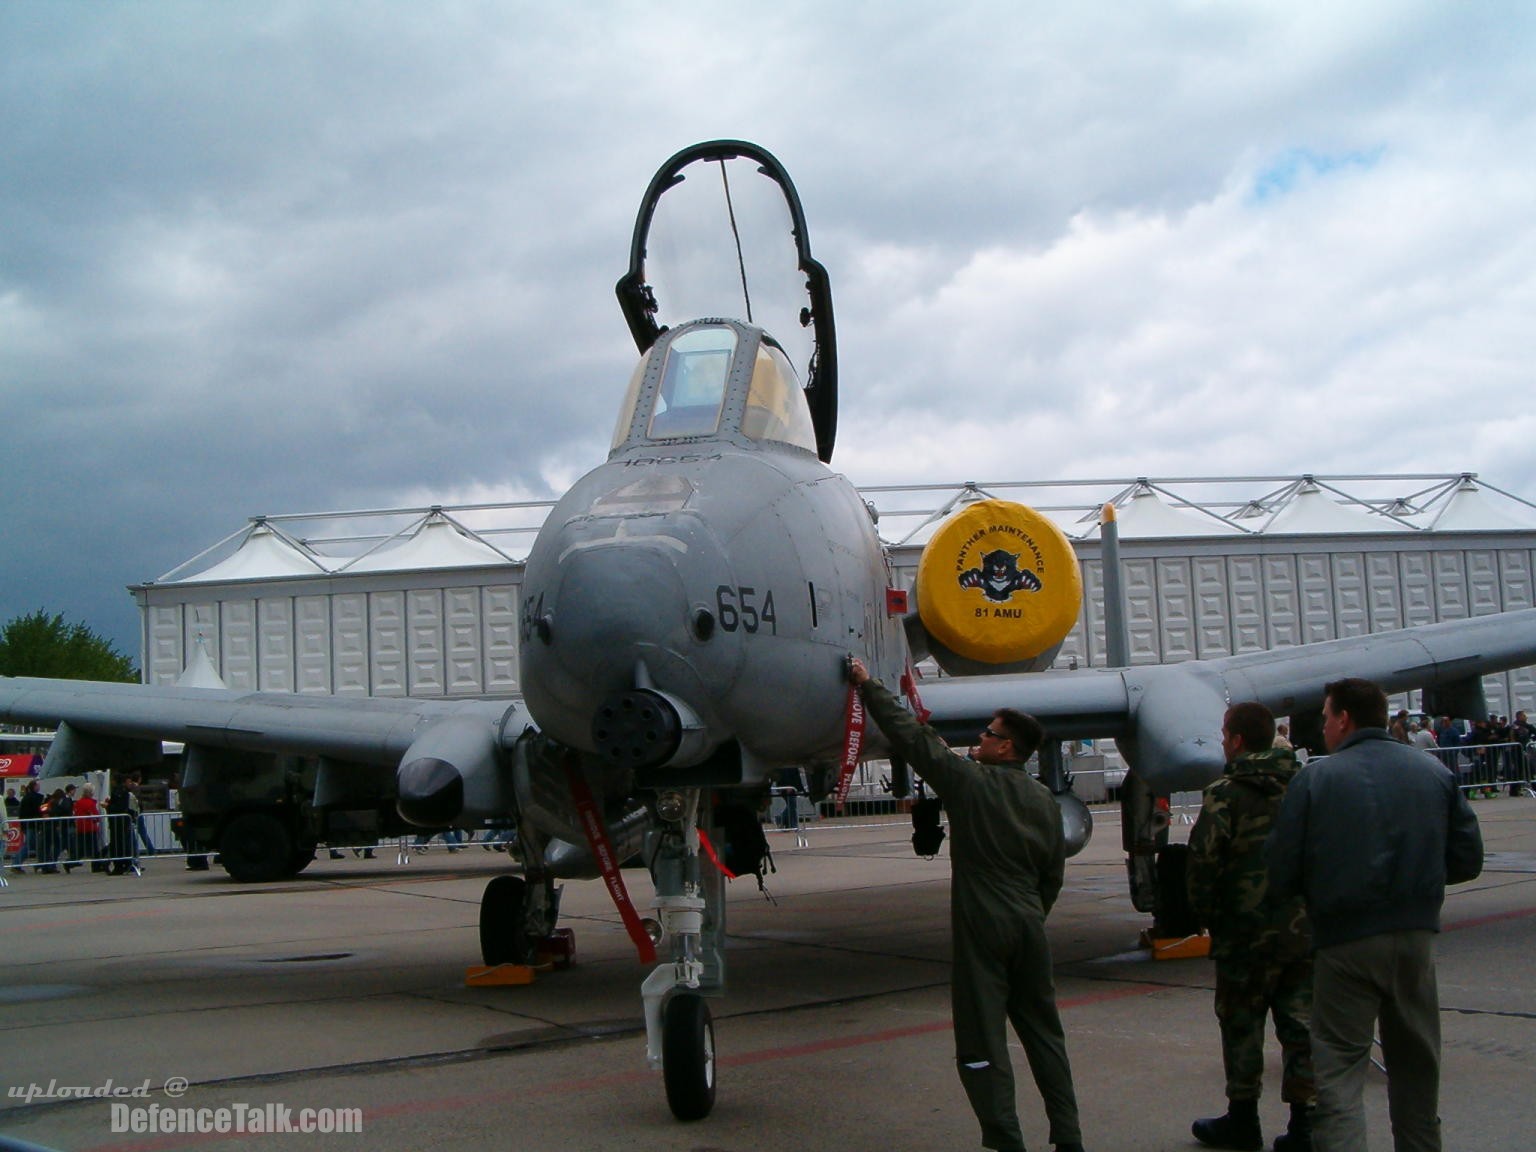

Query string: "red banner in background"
[[0, 754, 41, 778]]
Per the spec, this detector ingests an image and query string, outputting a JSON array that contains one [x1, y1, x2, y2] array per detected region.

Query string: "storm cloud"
[[4, 1, 1533, 658]]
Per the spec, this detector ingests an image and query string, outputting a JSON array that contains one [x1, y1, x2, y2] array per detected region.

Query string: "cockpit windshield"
[[609, 322, 819, 455], [647, 327, 732, 439], [743, 341, 818, 453]]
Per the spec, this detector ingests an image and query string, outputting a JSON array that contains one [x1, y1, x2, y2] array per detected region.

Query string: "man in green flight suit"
[[847, 657, 1084, 1152], [1186, 701, 1315, 1151]]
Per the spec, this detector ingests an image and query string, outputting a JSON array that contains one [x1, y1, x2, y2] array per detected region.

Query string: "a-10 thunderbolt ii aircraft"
[[5, 140, 1536, 1121]]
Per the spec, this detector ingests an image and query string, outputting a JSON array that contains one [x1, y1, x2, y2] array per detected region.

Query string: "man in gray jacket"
[[1267, 678, 1483, 1152]]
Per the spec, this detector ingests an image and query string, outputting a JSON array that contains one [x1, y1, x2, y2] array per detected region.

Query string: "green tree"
[[0, 610, 139, 682]]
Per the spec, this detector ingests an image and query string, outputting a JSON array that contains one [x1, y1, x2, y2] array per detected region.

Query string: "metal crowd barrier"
[[0, 813, 527, 883], [12, 747, 1518, 887], [788, 770, 1167, 828], [1, 812, 154, 880], [1428, 741, 1536, 797]]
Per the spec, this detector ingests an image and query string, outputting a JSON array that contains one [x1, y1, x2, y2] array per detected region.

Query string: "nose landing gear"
[[661, 992, 716, 1120], [641, 786, 726, 1120]]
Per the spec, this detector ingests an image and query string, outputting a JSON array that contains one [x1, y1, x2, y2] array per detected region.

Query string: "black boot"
[[1192, 1098, 1262, 1151], [1272, 1102, 1312, 1151]]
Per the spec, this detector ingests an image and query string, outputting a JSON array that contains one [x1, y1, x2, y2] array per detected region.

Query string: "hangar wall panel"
[[1370, 556, 1406, 635], [1467, 551, 1501, 616], [483, 584, 520, 694], [443, 587, 483, 695], [1123, 558, 1160, 665], [147, 606, 183, 684], [220, 600, 257, 689], [1399, 552, 1434, 625], [1057, 619, 1087, 669], [1434, 552, 1468, 619], [333, 593, 371, 697], [366, 591, 407, 697], [1508, 553, 1536, 710], [1156, 558, 1196, 662], [1501, 551, 1533, 610], [1366, 553, 1402, 632], [1052, 552, 1090, 668], [1261, 555, 1300, 649], [406, 589, 446, 697], [1331, 553, 1367, 638], [183, 603, 219, 670], [1075, 559, 1103, 668], [1485, 678, 1510, 716], [257, 598, 295, 692], [1253, 562, 1290, 654], [1193, 557, 1231, 659], [1299, 554, 1335, 644], [295, 596, 331, 693]]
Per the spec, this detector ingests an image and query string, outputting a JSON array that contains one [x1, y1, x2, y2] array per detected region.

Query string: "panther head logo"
[[959, 549, 1043, 602]]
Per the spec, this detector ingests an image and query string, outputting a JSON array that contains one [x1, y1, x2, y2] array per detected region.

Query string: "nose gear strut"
[[641, 787, 726, 1120]]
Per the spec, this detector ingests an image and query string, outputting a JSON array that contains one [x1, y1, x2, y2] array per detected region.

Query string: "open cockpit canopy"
[[616, 140, 836, 461]]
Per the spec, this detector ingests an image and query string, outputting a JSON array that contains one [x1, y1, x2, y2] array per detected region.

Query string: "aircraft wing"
[[918, 607, 1536, 793], [0, 676, 523, 774]]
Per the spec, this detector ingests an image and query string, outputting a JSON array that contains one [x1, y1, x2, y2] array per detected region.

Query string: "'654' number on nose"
[[716, 585, 776, 634]]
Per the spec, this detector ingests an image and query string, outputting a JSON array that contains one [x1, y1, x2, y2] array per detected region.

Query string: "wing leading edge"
[[919, 607, 1536, 793], [0, 676, 523, 766]]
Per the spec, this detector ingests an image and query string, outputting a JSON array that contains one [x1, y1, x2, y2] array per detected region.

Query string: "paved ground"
[[3, 798, 1534, 1152]]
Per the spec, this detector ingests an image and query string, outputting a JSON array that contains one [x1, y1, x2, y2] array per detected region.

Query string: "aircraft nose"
[[523, 537, 724, 751], [555, 541, 689, 661]]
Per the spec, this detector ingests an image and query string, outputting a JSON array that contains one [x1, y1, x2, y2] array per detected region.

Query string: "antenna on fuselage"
[[716, 158, 753, 325]]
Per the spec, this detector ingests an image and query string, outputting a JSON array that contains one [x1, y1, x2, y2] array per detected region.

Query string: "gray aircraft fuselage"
[[519, 318, 905, 784]]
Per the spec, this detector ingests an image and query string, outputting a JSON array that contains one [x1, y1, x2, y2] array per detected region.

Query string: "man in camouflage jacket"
[[1185, 701, 1315, 1152]]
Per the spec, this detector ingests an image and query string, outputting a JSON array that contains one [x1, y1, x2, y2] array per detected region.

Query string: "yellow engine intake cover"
[[916, 499, 1081, 665]]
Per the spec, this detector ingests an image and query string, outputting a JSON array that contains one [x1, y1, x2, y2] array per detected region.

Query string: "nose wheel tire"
[[662, 992, 716, 1120], [479, 874, 530, 965]]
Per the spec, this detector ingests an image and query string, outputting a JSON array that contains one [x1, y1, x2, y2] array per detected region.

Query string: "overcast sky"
[[4, 1, 1534, 661]]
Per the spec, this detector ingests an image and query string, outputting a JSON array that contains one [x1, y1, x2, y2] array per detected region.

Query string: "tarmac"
[[2, 797, 1533, 1152]]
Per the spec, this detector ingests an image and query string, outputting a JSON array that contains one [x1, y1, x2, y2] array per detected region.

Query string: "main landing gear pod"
[[915, 499, 1082, 676]]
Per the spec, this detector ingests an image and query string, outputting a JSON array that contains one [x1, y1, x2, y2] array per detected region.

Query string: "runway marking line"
[[724, 981, 1164, 1067], [3, 909, 166, 929], [74, 982, 1167, 1150], [1443, 905, 1536, 932]]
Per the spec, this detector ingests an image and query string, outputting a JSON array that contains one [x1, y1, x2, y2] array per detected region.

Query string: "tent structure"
[[339, 512, 509, 573], [178, 520, 330, 583], [1076, 481, 1238, 539], [1415, 476, 1536, 532], [1260, 478, 1410, 534], [175, 638, 229, 690]]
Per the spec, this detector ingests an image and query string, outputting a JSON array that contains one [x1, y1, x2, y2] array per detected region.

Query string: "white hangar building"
[[133, 473, 1536, 717]]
